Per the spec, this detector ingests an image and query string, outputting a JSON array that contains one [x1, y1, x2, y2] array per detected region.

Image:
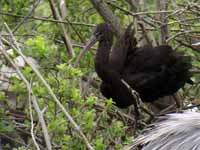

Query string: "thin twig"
[[167, 30, 200, 42], [121, 79, 154, 118], [0, 11, 95, 27], [29, 87, 40, 150], [107, 1, 174, 16], [175, 39, 200, 52], [167, 17, 200, 25]]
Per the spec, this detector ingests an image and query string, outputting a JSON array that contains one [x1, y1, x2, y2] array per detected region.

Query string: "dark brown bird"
[[78, 23, 192, 109]]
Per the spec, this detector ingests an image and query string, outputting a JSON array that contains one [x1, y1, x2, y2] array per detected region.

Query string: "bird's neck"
[[95, 39, 113, 67]]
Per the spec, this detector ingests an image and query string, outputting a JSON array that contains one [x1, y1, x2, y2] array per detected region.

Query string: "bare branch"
[[48, 0, 75, 58], [156, 0, 169, 44], [90, 0, 123, 37]]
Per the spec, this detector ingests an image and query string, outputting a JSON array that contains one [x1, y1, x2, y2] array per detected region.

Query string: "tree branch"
[[90, 0, 123, 37], [48, 0, 75, 58]]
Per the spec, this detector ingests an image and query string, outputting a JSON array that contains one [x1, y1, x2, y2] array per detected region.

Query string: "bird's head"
[[92, 23, 114, 42], [74, 23, 114, 66], [84, 23, 114, 49]]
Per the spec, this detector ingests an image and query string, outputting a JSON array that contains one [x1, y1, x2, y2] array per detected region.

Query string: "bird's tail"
[[128, 112, 200, 150], [169, 52, 191, 72], [167, 52, 192, 85]]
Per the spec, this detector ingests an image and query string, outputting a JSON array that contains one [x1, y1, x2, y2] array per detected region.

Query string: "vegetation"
[[0, 0, 199, 149]]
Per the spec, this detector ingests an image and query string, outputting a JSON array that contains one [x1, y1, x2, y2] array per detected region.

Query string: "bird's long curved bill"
[[74, 35, 98, 66]]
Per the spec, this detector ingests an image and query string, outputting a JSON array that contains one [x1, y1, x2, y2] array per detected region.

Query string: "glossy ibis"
[[78, 23, 192, 109]]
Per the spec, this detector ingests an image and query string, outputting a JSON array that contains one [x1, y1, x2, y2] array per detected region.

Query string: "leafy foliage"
[[0, 0, 199, 149]]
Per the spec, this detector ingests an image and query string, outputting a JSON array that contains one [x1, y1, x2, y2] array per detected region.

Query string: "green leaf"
[[95, 137, 106, 150], [86, 96, 97, 107], [0, 91, 6, 101]]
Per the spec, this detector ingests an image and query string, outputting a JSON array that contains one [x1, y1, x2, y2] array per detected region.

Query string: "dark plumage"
[[122, 45, 192, 102], [95, 23, 139, 108], [82, 23, 192, 109]]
